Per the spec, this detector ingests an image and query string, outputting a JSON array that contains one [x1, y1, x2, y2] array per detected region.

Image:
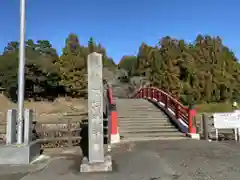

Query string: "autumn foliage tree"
[[120, 35, 240, 104], [0, 33, 239, 104], [0, 33, 116, 101]]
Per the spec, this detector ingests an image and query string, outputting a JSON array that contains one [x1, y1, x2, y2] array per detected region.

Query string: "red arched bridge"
[[107, 86, 197, 143], [0, 85, 197, 148]]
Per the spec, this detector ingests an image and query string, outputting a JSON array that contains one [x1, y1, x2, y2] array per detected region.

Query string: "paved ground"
[[1, 139, 240, 180]]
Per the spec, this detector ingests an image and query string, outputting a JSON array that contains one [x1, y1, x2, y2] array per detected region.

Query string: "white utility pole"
[[17, 0, 26, 144]]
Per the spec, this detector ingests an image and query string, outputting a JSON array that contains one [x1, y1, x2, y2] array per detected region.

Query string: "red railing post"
[[140, 89, 143, 98], [107, 85, 120, 144], [165, 96, 168, 108], [188, 105, 197, 134], [152, 89, 154, 99], [107, 85, 113, 104], [136, 90, 138, 98], [175, 104, 180, 119], [158, 91, 161, 102], [158, 91, 160, 102]]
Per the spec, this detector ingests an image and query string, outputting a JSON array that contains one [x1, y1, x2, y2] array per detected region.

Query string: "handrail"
[[103, 81, 113, 118], [105, 83, 120, 143], [106, 84, 113, 105], [131, 87, 197, 134]]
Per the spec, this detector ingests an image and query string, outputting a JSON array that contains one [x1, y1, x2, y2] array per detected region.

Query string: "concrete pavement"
[[1, 140, 240, 179]]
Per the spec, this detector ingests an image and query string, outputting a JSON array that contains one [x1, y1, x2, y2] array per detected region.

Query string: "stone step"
[[118, 111, 165, 114], [121, 128, 180, 133], [117, 109, 160, 112], [119, 120, 170, 125], [119, 113, 160, 116], [117, 102, 150, 104], [117, 104, 156, 106], [119, 115, 167, 119], [118, 105, 157, 107], [119, 121, 170, 125], [116, 99, 147, 101], [117, 107, 158, 111], [120, 127, 179, 133], [116, 103, 155, 105], [119, 113, 167, 117], [119, 121, 172, 125], [118, 118, 171, 124], [120, 136, 188, 142], [118, 114, 164, 117], [121, 131, 184, 138], [118, 116, 167, 120], [118, 107, 161, 110], [119, 124, 174, 129], [117, 103, 155, 105], [116, 101, 153, 104], [118, 111, 166, 114], [118, 112, 162, 115], [118, 117, 169, 121], [119, 112, 165, 115], [119, 123, 174, 128], [116, 99, 184, 141], [117, 105, 151, 108]]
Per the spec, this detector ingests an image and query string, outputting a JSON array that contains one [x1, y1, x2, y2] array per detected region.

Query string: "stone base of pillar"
[[0, 141, 41, 164], [187, 133, 200, 140], [80, 155, 112, 172], [107, 144, 111, 152], [111, 133, 120, 144]]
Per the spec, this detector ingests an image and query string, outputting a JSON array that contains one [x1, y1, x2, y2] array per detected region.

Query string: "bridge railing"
[[105, 84, 120, 144], [131, 87, 197, 134]]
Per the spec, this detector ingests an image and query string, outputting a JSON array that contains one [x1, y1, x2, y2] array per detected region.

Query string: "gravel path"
[[2, 139, 240, 180]]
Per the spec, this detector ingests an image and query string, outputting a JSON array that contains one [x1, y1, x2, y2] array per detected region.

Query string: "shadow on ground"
[[0, 172, 28, 180]]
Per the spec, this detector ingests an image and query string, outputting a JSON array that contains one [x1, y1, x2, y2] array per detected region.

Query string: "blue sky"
[[0, 0, 239, 63]]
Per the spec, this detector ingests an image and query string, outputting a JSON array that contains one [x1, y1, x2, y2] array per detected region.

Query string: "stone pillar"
[[0, 108, 40, 165], [24, 109, 33, 144], [80, 52, 112, 172], [6, 109, 17, 144], [88, 52, 104, 163], [6, 108, 33, 145]]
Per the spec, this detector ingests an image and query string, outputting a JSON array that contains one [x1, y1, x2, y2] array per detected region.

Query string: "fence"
[[196, 114, 235, 140], [0, 83, 112, 148], [0, 113, 110, 149], [0, 113, 87, 148]]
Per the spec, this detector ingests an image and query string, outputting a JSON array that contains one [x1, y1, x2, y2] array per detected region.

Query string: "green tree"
[[0, 39, 60, 101], [57, 34, 87, 97], [133, 35, 240, 104], [118, 55, 137, 76]]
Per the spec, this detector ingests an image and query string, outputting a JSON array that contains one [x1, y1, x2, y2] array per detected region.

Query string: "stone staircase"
[[116, 98, 187, 142]]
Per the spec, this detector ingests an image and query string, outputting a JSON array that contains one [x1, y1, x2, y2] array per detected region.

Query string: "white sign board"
[[214, 112, 240, 129], [234, 110, 240, 114]]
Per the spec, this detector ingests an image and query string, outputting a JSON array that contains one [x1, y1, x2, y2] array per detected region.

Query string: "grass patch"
[[196, 102, 237, 113]]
